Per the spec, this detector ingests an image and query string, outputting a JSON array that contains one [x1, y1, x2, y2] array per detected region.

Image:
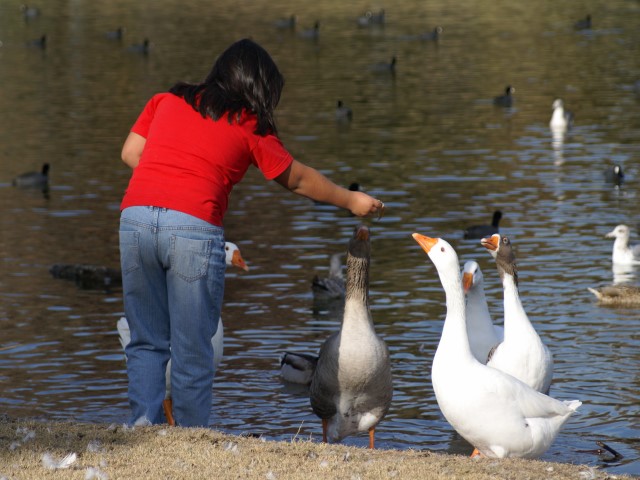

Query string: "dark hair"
[[169, 38, 284, 136]]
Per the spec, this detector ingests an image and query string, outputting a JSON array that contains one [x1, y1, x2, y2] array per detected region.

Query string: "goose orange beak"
[[232, 250, 249, 271], [480, 234, 500, 252], [412, 233, 438, 253], [462, 272, 473, 293]]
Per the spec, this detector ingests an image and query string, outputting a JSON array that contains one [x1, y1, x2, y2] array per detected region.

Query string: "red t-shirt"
[[120, 93, 293, 226]]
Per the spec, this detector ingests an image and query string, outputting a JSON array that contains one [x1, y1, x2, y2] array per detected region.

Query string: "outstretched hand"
[[349, 191, 385, 219]]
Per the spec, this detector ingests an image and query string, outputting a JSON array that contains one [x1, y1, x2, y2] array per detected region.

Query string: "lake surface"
[[0, 0, 639, 475]]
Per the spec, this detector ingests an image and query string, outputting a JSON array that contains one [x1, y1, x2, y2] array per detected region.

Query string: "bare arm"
[[121, 132, 146, 169], [274, 159, 384, 217]]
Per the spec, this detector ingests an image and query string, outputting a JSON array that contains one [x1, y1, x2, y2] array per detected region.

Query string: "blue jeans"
[[119, 206, 225, 427]]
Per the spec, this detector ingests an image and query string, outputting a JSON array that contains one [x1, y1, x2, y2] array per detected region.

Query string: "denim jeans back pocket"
[[119, 230, 141, 275], [170, 235, 212, 282]]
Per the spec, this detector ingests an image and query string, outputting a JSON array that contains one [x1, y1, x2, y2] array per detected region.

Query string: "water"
[[0, 0, 639, 475]]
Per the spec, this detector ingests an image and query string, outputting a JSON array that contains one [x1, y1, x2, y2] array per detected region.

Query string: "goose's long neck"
[[439, 272, 474, 360], [467, 287, 490, 323], [502, 273, 536, 338], [343, 256, 371, 327]]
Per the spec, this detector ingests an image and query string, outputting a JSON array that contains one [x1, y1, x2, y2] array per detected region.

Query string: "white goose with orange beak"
[[413, 233, 580, 459], [480, 234, 553, 394], [117, 241, 249, 425]]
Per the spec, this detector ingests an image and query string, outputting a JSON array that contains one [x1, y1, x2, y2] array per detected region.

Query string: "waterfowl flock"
[[6, 3, 636, 470]]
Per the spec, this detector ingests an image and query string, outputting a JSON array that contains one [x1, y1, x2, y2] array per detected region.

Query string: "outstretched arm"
[[274, 159, 384, 218]]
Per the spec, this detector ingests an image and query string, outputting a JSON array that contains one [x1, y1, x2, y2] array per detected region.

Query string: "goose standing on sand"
[[309, 225, 393, 448], [549, 99, 574, 132], [481, 234, 553, 394], [12, 163, 49, 189], [605, 224, 640, 265], [117, 241, 249, 425], [462, 260, 503, 363], [412, 233, 580, 458], [463, 210, 502, 239]]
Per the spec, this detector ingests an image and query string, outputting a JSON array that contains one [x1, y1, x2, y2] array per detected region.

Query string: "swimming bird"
[[493, 86, 515, 107], [605, 225, 640, 266], [312, 253, 345, 300], [574, 14, 592, 30], [105, 27, 124, 40], [335, 100, 353, 122], [549, 99, 574, 131], [274, 14, 296, 30], [463, 210, 502, 240], [12, 163, 49, 189], [357, 9, 385, 27], [128, 38, 150, 55], [280, 351, 318, 385], [370, 56, 396, 73], [462, 260, 503, 363], [588, 284, 640, 305], [117, 241, 249, 425], [412, 233, 581, 459], [309, 225, 393, 448], [20, 4, 40, 19], [604, 164, 624, 186], [298, 21, 319, 40], [419, 26, 443, 42], [481, 234, 553, 394], [27, 34, 46, 49], [50, 264, 122, 291]]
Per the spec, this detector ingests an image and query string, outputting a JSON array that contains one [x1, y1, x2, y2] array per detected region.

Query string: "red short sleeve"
[[252, 134, 293, 180], [130, 95, 164, 138]]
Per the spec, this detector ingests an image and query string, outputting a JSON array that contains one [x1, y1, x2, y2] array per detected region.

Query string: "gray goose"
[[309, 225, 393, 448]]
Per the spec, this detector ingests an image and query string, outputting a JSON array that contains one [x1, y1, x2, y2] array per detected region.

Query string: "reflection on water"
[[0, 0, 639, 475]]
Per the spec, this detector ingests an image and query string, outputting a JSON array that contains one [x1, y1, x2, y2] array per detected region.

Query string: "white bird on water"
[[605, 224, 640, 266]]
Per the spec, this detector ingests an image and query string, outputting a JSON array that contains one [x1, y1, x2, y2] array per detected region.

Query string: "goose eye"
[[225, 245, 229, 251], [502, 237, 508, 244], [441, 247, 445, 252]]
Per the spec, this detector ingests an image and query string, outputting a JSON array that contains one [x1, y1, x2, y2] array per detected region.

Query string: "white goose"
[[117, 241, 249, 425], [309, 225, 393, 448], [462, 260, 503, 363], [481, 234, 553, 394], [413, 233, 581, 459], [605, 224, 640, 265]]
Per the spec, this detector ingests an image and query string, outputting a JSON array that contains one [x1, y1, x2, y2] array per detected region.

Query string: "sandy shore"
[[0, 415, 630, 480]]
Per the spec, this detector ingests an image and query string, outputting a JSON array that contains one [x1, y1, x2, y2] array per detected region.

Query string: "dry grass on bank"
[[0, 416, 630, 480]]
